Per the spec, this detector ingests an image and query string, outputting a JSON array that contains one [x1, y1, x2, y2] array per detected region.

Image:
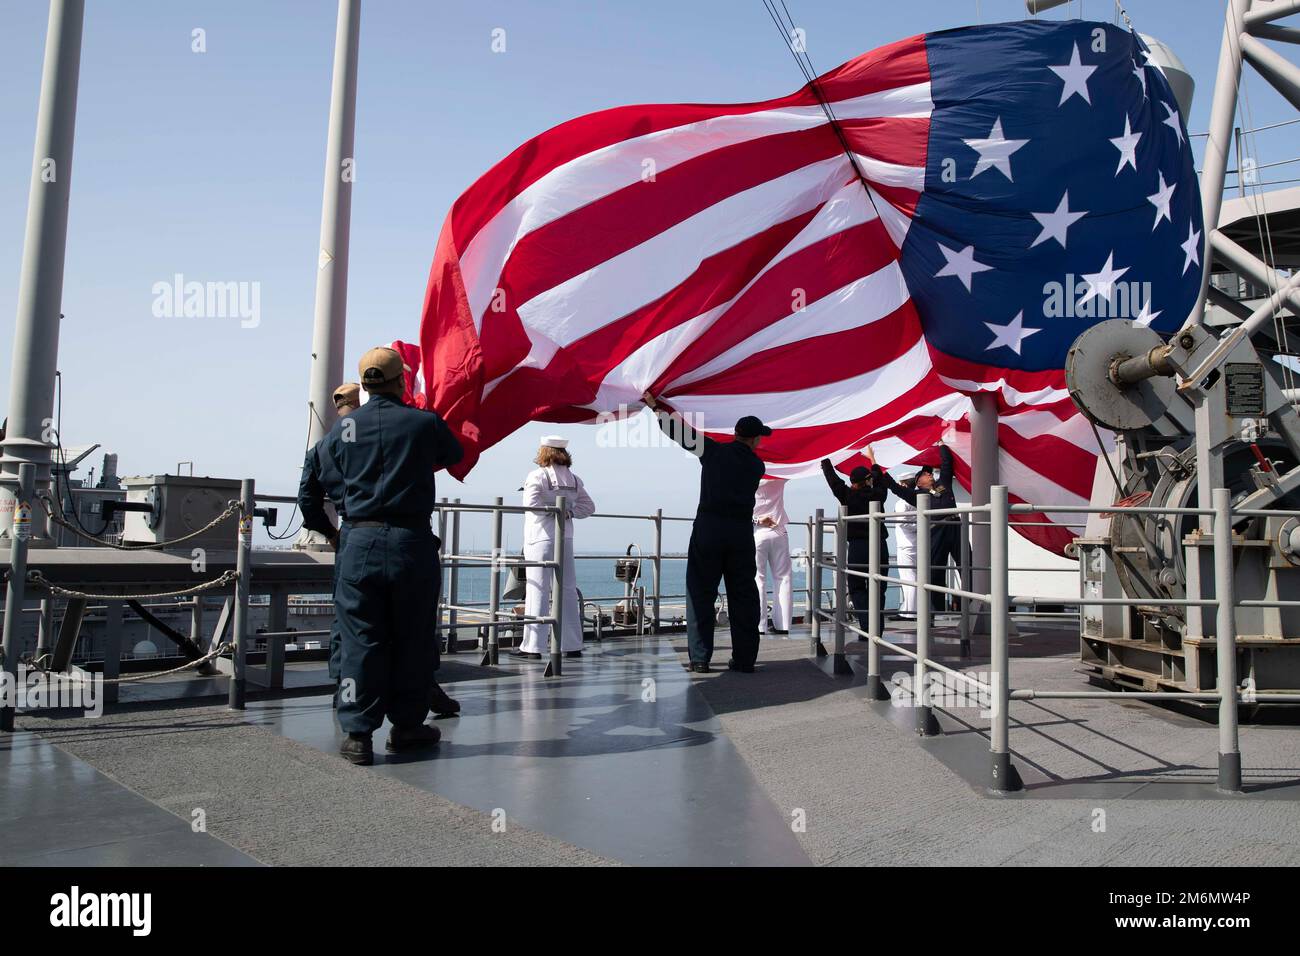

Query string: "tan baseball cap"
[[332, 382, 361, 408], [358, 347, 403, 389]]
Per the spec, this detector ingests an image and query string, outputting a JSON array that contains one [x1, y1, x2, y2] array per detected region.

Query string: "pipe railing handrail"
[[1011, 503, 1213, 516], [838, 482, 1265, 793]]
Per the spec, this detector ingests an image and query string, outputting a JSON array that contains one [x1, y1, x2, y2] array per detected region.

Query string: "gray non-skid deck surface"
[[673, 622, 1300, 866], [15, 704, 613, 867], [252, 640, 812, 866], [11, 620, 1300, 867], [0, 731, 256, 866]]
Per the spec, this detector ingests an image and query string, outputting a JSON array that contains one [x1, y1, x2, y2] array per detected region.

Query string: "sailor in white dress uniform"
[[753, 477, 793, 634], [518, 436, 596, 657], [893, 484, 918, 619]]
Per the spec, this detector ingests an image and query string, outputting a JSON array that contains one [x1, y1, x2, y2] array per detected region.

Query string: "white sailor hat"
[[540, 435, 569, 449]]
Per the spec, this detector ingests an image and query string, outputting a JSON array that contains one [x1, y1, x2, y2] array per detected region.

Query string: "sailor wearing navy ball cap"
[[643, 392, 769, 674]]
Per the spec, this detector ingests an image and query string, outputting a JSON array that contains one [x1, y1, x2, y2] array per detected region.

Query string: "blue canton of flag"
[[900, 20, 1204, 374]]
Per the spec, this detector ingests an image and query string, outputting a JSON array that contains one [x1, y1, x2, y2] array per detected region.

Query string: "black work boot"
[[727, 658, 754, 673], [340, 732, 373, 766], [386, 723, 442, 753], [429, 680, 461, 717]]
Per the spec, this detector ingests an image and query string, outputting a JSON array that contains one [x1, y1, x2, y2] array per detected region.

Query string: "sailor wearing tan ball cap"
[[298, 346, 463, 765]]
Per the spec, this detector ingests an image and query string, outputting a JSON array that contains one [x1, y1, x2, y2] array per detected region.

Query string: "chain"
[[38, 495, 243, 551], [25, 642, 235, 684], [24, 569, 238, 601], [1113, 0, 1133, 31]]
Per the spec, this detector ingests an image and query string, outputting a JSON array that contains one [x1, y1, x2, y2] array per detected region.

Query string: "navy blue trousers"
[[334, 525, 440, 735], [685, 515, 761, 667]]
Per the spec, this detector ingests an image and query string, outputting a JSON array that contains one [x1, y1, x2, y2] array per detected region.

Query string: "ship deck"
[[5, 619, 1300, 867]]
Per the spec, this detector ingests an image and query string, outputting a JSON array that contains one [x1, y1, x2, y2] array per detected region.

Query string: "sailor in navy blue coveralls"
[[298, 349, 463, 764], [643, 391, 769, 674]]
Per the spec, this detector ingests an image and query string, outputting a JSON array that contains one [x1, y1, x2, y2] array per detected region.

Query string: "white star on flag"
[[1079, 252, 1130, 305], [1134, 300, 1162, 328], [1049, 43, 1097, 105], [1110, 116, 1142, 174], [1161, 102, 1185, 147], [1030, 191, 1087, 249], [1147, 171, 1176, 230], [963, 117, 1029, 181], [1181, 222, 1202, 275], [984, 310, 1040, 355], [935, 242, 993, 291]]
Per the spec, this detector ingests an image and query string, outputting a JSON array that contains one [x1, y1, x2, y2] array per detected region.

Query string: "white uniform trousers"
[[521, 538, 583, 653], [754, 527, 793, 632], [895, 540, 917, 616]]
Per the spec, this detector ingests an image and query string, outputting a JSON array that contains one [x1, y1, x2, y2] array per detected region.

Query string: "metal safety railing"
[[813, 485, 1300, 794], [431, 496, 840, 660]]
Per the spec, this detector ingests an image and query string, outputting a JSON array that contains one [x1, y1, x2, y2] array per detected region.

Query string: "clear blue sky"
[[1, 0, 1294, 551]]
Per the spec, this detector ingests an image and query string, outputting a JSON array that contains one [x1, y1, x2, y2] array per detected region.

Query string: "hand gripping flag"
[[416, 20, 1202, 553]]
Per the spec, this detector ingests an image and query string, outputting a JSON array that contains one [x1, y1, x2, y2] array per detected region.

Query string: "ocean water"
[[446, 555, 902, 612]]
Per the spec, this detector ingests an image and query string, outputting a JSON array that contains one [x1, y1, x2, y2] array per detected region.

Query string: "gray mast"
[[306, 0, 361, 443], [300, 0, 361, 546], [0, 0, 85, 543]]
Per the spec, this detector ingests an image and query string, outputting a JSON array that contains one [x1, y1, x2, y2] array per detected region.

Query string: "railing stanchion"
[[652, 509, 662, 634], [832, 506, 851, 674], [437, 498, 448, 651], [989, 485, 1020, 791], [915, 494, 939, 735], [1214, 487, 1242, 793], [805, 518, 814, 622], [481, 496, 503, 666], [959, 511, 972, 658], [445, 498, 461, 654], [545, 496, 567, 678], [810, 508, 825, 657], [867, 499, 887, 698], [228, 478, 254, 711]]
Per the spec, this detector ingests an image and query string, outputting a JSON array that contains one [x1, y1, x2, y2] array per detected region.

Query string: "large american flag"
[[415, 19, 1202, 553]]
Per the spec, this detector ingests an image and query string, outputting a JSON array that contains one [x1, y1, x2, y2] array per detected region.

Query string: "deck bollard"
[[866, 499, 888, 700], [988, 485, 1021, 791], [228, 478, 254, 710], [1213, 488, 1242, 793], [914, 494, 939, 735], [445, 498, 461, 654], [481, 496, 503, 666], [832, 506, 851, 674], [0, 463, 36, 731], [810, 508, 824, 657], [545, 496, 567, 678]]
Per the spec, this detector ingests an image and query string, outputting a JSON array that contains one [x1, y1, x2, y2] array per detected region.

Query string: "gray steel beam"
[[1244, 0, 1300, 28], [1246, 22, 1300, 45], [1210, 230, 1300, 314], [1182, 0, 1252, 336], [49, 596, 85, 671], [1240, 32, 1300, 112], [1206, 285, 1255, 321], [0, 0, 85, 542]]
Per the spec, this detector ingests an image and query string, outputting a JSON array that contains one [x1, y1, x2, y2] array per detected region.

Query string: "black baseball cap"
[[849, 465, 870, 483], [734, 415, 772, 438]]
